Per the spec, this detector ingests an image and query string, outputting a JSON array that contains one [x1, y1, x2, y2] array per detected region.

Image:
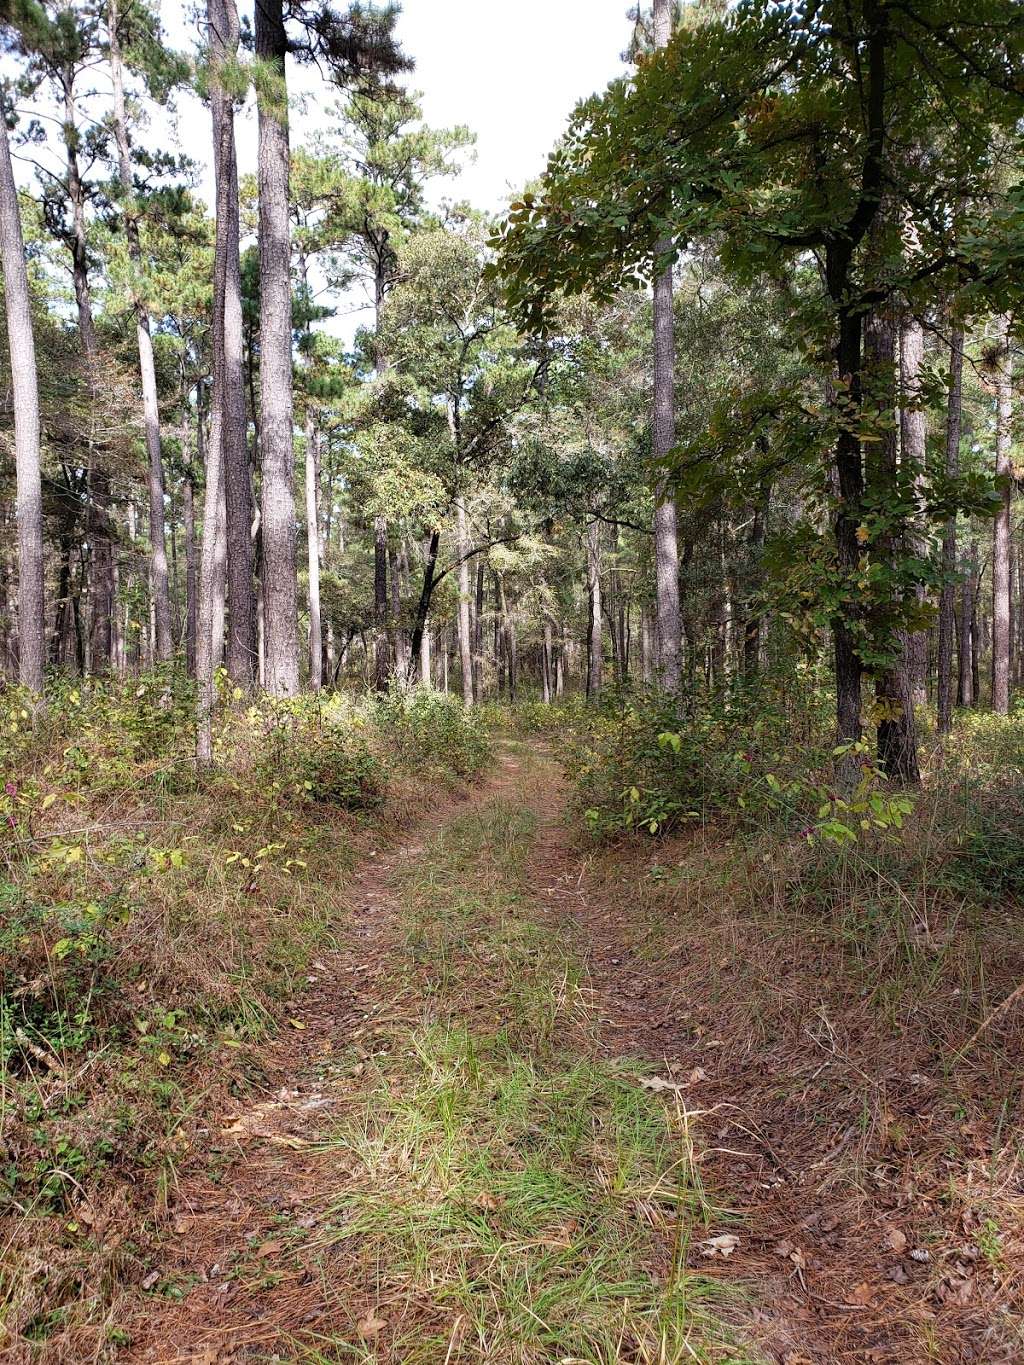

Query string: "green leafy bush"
[[372, 687, 491, 776]]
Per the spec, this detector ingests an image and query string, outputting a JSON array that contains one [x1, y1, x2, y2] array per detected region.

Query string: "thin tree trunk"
[[210, 0, 257, 688], [197, 388, 224, 764], [473, 557, 485, 701], [650, 0, 681, 694], [108, 0, 172, 660], [586, 519, 603, 699], [900, 312, 928, 705], [456, 497, 473, 704], [184, 467, 198, 677], [866, 305, 920, 784], [256, 0, 299, 695], [937, 328, 964, 734], [305, 414, 322, 690], [0, 120, 45, 697], [992, 313, 1013, 715], [407, 530, 440, 681], [373, 515, 390, 690], [61, 72, 114, 675]]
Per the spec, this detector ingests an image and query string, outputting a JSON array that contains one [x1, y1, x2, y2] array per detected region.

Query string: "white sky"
[[162, 0, 631, 212]]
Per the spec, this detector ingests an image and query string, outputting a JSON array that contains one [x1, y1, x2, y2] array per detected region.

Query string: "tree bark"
[[256, 0, 300, 695], [197, 387, 224, 764], [992, 313, 1013, 715], [937, 328, 964, 734], [373, 514, 390, 690], [586, 519, 603, 698], [456, 496, 474, 704], [899, 312, 928, 704], [0, 121, 45, 697], [650, 0, 681, 695], [304, 413, 322, 690], [210, 0, 257, 688]]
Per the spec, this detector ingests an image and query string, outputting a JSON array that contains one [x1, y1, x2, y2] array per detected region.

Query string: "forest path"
[[127, 738, 766, 1364]]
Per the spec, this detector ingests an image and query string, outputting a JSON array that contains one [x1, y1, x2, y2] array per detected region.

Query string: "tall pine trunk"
[[61, 72, 113, 673], [108, 0, 172, 660], [650, 0, 681, 694], [210, 0, 257, 688], [0, 121, 45, 698], [256, 0, 300, 695], [304, 414, 322, 690]]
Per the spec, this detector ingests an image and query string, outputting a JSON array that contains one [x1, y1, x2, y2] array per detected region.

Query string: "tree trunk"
[[830, 277, 866, 773], [407, 530, 440, 681], [61, 74, 114, 675], [256, 0, 299, 694], [108, 0, 172, 661], [304, 414, 322, 690], [197, 374, 224, 764], [865, 305, 919, 784], [456, 497, 473, 705], [473, 557, 485, 701], [373, 515, 390, 690], [899, 312, 928, 705], [0, 120, 45, 698], [992, 313, 1013, 715], [184, 467, 198, 677], [210, 0, 257, 688], [650, 0, 681, 694], [586, 519, 603, 699], [937, 328, 964, 734]]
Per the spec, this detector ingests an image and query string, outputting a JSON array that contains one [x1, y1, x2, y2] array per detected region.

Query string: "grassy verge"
[[294, 770, 754, 1363], [0, 676, 490, 1358]]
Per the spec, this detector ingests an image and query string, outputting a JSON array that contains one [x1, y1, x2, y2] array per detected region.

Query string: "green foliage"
[[371, 687, 491, 776]]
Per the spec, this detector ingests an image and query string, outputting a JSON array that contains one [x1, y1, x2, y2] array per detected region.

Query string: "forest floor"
[[117, 738, 1023, 1365]]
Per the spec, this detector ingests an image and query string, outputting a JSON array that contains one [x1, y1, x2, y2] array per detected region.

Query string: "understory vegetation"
[[0, 680, 488, 1351]]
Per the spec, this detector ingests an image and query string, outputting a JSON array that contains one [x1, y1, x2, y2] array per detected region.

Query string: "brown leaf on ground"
[[885, 1226, 908, 1254]]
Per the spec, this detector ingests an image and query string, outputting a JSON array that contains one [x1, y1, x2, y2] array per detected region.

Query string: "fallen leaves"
[[640, 1066, 706, 1094], [845, 1281, 873, 1306], [357, 1313, 386, 1338], [884, 1226, 908, 1254], [701, 1233, 740, 1258]]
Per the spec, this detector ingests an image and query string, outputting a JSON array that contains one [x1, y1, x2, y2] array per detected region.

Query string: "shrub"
[[372, 688, 491, 776]]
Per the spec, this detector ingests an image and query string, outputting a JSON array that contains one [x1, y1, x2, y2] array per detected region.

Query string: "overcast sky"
[[158, 0, 632, 213]]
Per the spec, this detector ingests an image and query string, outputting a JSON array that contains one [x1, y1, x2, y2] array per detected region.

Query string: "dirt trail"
[[127, 768, 500, 1363], [125, 740, 998, 1365]]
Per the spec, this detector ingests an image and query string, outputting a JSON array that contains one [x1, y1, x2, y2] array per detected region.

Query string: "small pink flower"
[[4, 781, 16, 797]]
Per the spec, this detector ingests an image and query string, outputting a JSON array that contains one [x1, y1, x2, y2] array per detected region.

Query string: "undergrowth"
[[0, 673, 489, 1357]]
